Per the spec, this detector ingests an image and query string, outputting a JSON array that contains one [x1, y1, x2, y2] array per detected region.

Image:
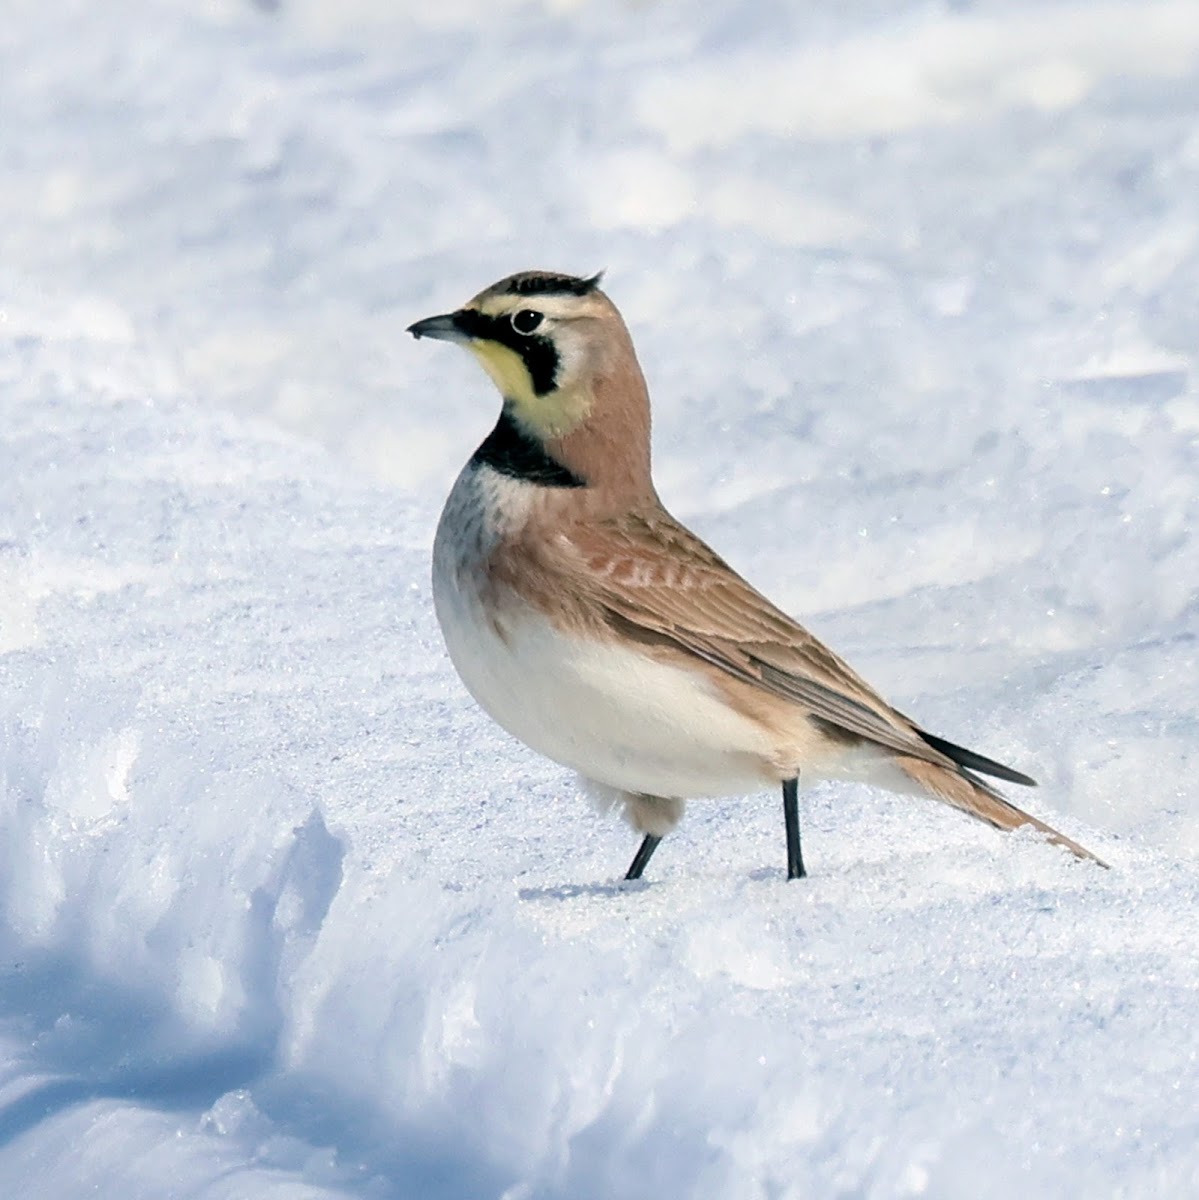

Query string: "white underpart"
[[433, 464, 780, 801], [580, 779, 686, 837]]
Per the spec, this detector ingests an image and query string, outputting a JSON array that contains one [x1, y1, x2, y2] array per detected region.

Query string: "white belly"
[[432, 471, 776, 799]]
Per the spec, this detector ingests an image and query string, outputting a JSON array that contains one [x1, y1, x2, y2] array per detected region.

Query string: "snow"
[[1, 0, 1198, 1195]]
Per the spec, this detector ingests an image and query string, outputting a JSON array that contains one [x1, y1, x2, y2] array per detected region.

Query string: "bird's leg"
[[783, 777, 805, 880], [625, 834, 662, 880]]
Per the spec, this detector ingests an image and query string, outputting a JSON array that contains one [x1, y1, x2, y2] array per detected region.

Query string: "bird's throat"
[[471, 407, 586, 488]]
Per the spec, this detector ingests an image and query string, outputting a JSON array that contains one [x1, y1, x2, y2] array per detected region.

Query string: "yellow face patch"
[[467, 336, 590, 440], [468, 340, 533, 405]]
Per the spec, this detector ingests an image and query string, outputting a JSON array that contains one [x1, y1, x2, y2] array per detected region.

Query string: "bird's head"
[[409, 270, 654, 497]]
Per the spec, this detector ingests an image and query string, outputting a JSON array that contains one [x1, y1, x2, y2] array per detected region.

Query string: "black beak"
[[407, 311, 469, 343]]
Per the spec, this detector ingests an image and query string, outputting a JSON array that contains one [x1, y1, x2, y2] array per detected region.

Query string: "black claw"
[[783, 777, 806, 880], [625, 834, 662, 880]]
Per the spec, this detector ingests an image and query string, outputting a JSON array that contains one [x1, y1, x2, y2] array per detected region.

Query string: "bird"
[[408, 269, 1102, 881]]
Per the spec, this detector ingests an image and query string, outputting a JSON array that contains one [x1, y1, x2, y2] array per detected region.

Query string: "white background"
[[1, 1, 1197, 1195]]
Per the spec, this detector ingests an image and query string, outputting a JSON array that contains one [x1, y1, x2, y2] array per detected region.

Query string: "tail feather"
[[915, 730, 1037, 787], [896, 756, 1106, 866]]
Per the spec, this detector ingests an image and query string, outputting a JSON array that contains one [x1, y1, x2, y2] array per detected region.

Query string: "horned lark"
[[409, 270, 1102, 880]]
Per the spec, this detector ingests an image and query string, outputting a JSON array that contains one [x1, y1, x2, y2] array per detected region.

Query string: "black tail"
[[917, 731, 1037, 787]]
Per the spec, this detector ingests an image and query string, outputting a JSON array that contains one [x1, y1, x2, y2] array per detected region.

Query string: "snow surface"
[[2, 0, 1199, 1195]]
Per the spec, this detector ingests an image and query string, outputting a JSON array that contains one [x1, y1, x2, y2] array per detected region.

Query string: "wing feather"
[[551, 510, 954, 766]]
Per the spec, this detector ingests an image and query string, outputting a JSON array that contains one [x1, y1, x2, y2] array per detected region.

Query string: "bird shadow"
[[746, 866, 791, 883], [517, 879, 644, 902]]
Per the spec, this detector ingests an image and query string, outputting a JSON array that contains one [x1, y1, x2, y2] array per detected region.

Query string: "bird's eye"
[[511, 309, 543, 335]]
